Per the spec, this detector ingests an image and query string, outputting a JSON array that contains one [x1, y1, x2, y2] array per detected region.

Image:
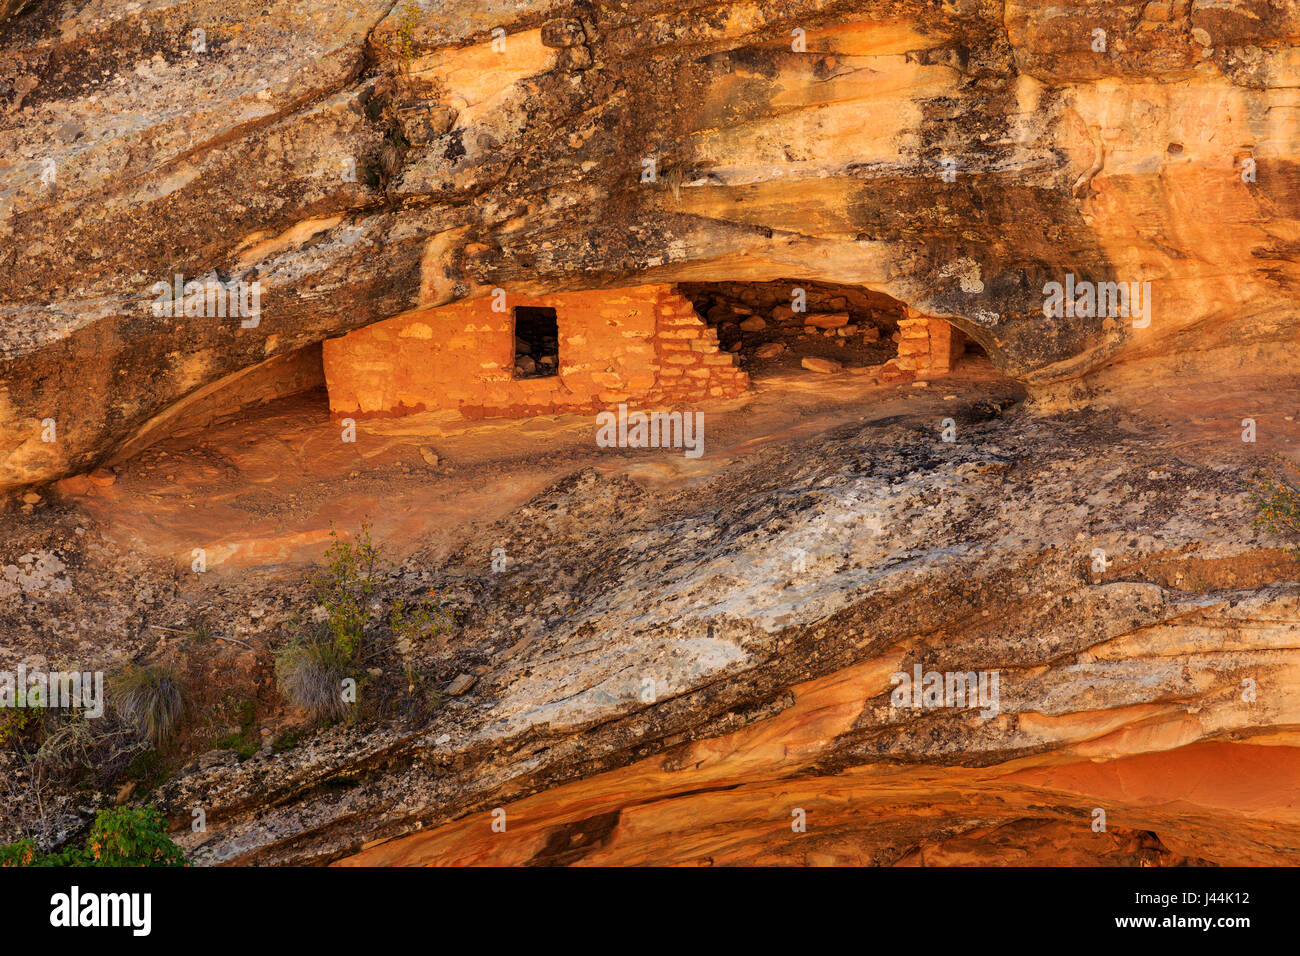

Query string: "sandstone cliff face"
[[1, 0, 1299, 869], [83, 394, 1300, 867], [2, 0, 1297, 489]]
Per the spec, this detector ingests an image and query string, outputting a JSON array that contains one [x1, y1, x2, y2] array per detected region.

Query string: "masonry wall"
[[880, 308, 967, 380], [321, 284, 749, 419]]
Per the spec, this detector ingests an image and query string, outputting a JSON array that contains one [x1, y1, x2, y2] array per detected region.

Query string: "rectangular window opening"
[[513, 306, 559, 379]]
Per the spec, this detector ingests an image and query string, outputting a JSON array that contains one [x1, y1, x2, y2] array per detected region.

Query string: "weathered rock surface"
[[2, 0, 1298, 489], [3, 369, 1293, 867], [157, 395, 1300, 866], [2, 0, 1299, 869]]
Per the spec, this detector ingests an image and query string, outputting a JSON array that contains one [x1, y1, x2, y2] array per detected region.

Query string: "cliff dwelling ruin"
[[321, 285, 749, 419], [320, 280, 987, 422], [5, 0, 1300, 892]]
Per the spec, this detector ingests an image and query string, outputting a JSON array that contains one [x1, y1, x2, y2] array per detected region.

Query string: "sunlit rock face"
[[138, 405, 1300, 869], [1, 0, 1296, 490], [2, 0, 1299, 870]]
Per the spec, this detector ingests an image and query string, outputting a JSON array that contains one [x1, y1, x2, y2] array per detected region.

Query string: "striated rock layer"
[[2, 0, 1298, 489], [1, 0, 1299, 868], [123, 386, 1295, 868]]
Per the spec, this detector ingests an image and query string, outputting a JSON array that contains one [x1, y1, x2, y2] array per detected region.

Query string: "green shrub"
[[1245, 455, 1300, 553], [270, 727, 304, 754], [389, 594, 450, 647], [0, 706, 43, 748], [312, 522, 385, 660], [0, 840, 38, 866], [282, 521, 452, 723], [0, 806, 186, 867], [309, 521, 452, 658], [111, 665, 183, 746], [122, 748, 172, 792], [212, 698, 261, 759], [86, 807, 187, 866]]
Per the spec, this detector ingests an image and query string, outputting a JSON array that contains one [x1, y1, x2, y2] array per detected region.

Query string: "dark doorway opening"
[[513, 306, 559, 379], [677, 279, 902, 378]]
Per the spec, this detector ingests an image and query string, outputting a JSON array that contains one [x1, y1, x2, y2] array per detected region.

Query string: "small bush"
[[0, 706, 43, 749], [275, 637, 353, 722], [111, 665, 183, 746], [0, 840, 37, 866], [389, 594, 450, 648], [1245, 455, 1300, 553], [212, 698, 261, 759], [85, 807, 187, 867], [122, 749, 171, 792], [0, 807, 186, 867], [270, 727, 304, 754], [393, 0, 421, 64], [282, 521, 452, 725], [312, 521, 385, 660]]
